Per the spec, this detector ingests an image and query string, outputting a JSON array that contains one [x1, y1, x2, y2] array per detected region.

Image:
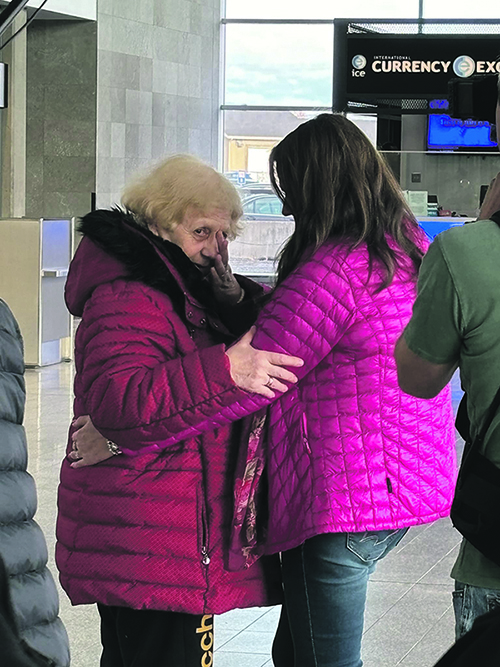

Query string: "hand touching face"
[[157, 207, 233, 276]]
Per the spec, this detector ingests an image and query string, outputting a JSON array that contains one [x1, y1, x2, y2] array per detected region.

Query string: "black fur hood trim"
[[67, 207, 216, 318], [79, 207, 210, 296], [78, 207, 212, 306]]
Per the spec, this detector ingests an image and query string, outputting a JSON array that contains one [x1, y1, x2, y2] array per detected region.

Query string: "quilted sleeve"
[[78, 282, 246, 454], [138, 253, 357, 438], [251, 258, 356, 366]]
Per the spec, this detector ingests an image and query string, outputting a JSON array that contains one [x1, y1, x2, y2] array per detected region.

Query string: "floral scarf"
[[228, 411, 269, 571]]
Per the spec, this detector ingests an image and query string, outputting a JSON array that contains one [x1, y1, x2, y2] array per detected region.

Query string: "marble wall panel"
[[154, 0, 191, 33], [96, 0, 221, 203], [110, 122, 126, 158], [112, 0, 154, 24], [43, 191, 93, 218], [26, 20, 97, 219], [125, 123, 139, 158], [109, 87, 127, 123], [44, 119, 96, 158], [43, 156, 95, 193], [139, 57, 153, 92], [109, 17, 153, 59], [152, 26, 180, 63], [97, 120, 112, 157]]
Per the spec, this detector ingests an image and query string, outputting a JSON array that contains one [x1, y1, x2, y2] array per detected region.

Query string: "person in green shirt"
[[395, 83, 500, 640]]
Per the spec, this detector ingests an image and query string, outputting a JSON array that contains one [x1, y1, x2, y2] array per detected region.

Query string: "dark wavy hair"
[[270, 113, 424, 289]]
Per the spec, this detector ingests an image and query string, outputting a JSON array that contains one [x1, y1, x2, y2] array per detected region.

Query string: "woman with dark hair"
[[224, 113, 457, 667], [73, 116, 457, 667]]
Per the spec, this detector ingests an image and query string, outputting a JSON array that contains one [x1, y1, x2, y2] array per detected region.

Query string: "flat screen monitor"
[[427, 114, 496, 151]]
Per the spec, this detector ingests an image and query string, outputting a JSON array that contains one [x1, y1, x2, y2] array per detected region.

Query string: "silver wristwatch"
[[107, 440, 123, 456]]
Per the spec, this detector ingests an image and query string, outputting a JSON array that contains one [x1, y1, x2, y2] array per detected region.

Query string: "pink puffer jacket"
[[163, 236, 457, 555], [249, 239, 457, 552], [56, 210, 282, 614]]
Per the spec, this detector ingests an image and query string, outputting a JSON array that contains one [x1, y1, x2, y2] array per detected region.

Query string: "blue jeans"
[[453, 581, 500, 640], [271, 529, 408, 667]]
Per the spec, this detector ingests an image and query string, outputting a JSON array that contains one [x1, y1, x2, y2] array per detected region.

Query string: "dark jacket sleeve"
[[211, 274, 267, 338], [0, 300, 70, 667]]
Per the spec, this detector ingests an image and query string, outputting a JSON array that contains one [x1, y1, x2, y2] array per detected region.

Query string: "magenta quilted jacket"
[[157, 236, 457, 555], [247, 239, 457, 552], [55, 210, 282, 614]]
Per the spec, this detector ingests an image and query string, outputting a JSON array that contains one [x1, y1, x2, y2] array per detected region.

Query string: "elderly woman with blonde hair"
[[56, 155, 302, 667]]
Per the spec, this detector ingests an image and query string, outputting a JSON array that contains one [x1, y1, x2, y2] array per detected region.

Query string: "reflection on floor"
[[24, 362, 463, 667]]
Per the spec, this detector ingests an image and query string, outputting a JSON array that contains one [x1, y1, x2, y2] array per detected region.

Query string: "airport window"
[[221, 7, 500, 278], [225, 0, 420, 20], [224, 24, 333, 108], [422, 0, 500, 19]]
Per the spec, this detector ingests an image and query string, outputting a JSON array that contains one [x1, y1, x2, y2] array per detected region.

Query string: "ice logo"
[[453, 56, 476, 78], [352, 55, 367, 70]]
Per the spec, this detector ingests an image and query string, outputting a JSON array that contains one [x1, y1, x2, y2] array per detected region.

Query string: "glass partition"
[[225, 0, 420, 19], [397, 151, 500, 218], [229, 144, 500, 280], [422, 0, 500, 19], [224, 23, 334, 107]]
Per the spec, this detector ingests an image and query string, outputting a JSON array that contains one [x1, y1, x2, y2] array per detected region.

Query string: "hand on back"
[[68, 415, 113, 468]]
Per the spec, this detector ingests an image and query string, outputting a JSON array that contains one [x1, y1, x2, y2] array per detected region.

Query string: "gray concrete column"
[[1, 11, 27, 217]]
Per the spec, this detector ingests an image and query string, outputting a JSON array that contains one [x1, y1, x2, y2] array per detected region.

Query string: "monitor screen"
[[427, 114, 497, 151]]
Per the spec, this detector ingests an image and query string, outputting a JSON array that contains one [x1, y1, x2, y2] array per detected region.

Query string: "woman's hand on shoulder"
[[226, 327, 304, 398], [68, 415, 115, 468]]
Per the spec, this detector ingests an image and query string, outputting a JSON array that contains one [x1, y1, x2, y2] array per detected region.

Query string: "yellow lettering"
[[372, 61, 381, 72], [402, 61, 411, 72], [196, 615, 213, 634], [441, 61, 450, 73], [431, 61, 440, 72], [201, 652, 213, 667], [392, 61, 401, 72], [382, 61, 391, 72], [486, 61, 497, 73], [200, 631, 213, 652], [421, 61, 431, 72], [412, 61, 421, 72], [477, 61, 485, 73]]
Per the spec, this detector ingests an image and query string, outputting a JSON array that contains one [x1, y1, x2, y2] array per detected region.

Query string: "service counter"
[[417, 216, 473, 240]]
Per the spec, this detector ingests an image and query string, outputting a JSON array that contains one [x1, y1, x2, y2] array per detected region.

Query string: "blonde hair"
[[121, 155, 243, 239]]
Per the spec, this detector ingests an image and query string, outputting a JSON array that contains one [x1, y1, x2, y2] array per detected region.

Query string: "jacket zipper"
[[200, 493, 210, 566], [301, 412, 312, 454]]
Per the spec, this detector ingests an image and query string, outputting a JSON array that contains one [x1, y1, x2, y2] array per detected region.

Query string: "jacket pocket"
[[346, 528, 408, 563]]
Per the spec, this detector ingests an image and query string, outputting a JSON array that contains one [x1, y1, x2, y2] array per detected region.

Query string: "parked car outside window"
[[241, 193, 292, 221]]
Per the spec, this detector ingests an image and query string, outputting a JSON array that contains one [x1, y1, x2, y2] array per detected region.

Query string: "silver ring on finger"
[[265, 376, 274, 388]]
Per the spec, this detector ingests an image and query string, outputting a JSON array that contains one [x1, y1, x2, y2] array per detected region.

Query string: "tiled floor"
[[23, 361, 464, 667]]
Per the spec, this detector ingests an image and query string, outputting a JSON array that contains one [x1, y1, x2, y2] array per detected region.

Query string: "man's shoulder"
[[438, 219, 499, 244], [430, 220, 499, 265]]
